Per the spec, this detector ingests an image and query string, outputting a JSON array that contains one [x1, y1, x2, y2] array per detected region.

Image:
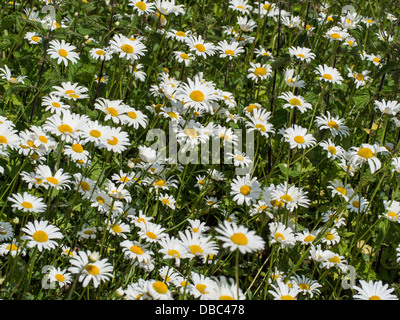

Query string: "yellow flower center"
[[90, 129, 101, 138], [85, 264, 100, 275], [72, 143, 84, 153], [194, 44, 206, 52], [128, 111, 137, 119], [230, 233, 248, 245], [55, 274, 65, 282], [254, 67, 267, 77], [32, 230, 49, 243], [304, 235, 315, 242], [330, 33, 341, 39], [281, 295, 294, 300], [240, 185, 251, 195], [6, 244, 18, 251], [176, 31, 186, 37], [225, 49, 235, 56], [298, 283, 310, 290], [322, 74, 333, 80], [388, 211, 398, 219], [58, 49, 68, 57], [0, 135, 7, 144], [289, 98, 301, 106], [183, 127, 198, 138], [369, 295, 381, 300], [180, 53, 189, 59], [121, 44, 134, 53], [280, 194, 293, 202], [358, 147, 373, 159], [112, 225, 122, 234], [135, 1, 147, 10], [31, 36, 40, 42], [130, 245, 143, 255], [106, 107, 118, 117], [274, 232, 285, 241], [21, 201, 33, 209], [96, 49, 105, 56], [356, 73, 364, 81], [58, 124, 73, 134], [336, 186, 347, 195], [352, 201, 360, 208], [372, 57, 380, 64], [220, 295, 235, 300], [39, 135, 48, 143], [153, 281, 168, 294], [294, 135, 305, 144], [46, 177, 59, 185], [296, 53, 305, 59], [146, 231, 157, 239], [190, 244, 203, 255], [328, 256, 340, 264], [235, 155, 245, 162], [255, 123, 266, 132], [271, 199, 284, 208], [328, 146, 337, 154], [325, 233, 335, 240], [155, 179, 165, 187], [327, 121, 339, 130], [168, 249, 180, 258], [80, 181, 90, 191], [189, 90, 205, 102], [196, 283, 207, 294], [107, 136, 118, 145]]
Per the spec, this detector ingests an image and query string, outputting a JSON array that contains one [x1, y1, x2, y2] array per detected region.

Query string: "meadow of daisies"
[[0, 0, 400, 301]]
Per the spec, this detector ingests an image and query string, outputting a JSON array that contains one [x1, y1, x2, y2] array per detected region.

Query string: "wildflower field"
[[0, 0, 400, 302]]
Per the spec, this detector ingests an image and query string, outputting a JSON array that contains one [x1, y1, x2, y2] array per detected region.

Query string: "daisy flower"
[[268, 279, 300, 300], [51, 81, 89, 100], [366, 53, 382, 67], [120, 240, 153, 263], [216, 40, 245, 60], [89, 47, 113, 61], [21, 220, 63, 252], [109, 34, 147, 61], [207, 276, 245, 300], [173, 50, 194, 66], [374, 99, 400, 116], [381, 200, 400, 222], [0, 222, 14, 242], [226, 151, 253, 168], [108, 220, 131, 238], [290, 275, 322, 298], [178, 229, 219, 259], [319, 139, 344, 159], [0, 240, 26, 257], [237, 15, 257, 32], [146, 279, 173, 300], [128, 0, 155, 15], [158, 235, 187, 267], [47, 39, 79, 66], [254, 47, 274, 59], [138, 222, 167, 243], [270, 181, 310, 212], [185, 35, 216, 58], [167, 29, 192, 42], [346, 194, 369, 213], [284, 68, 306, 88], [325, 26, 349, 41], [24, 31, 42, 44], [159, 193, 176, 209], [215, 220, 265, 254], [353, 280, 398, 300], [347, 68, 371, 89], [279, 91, 312, 113], [35, 165, 72, 190], [0, 65, 27, 84], [247, 62, 272, 83], [0, 124, 21, 150], [348, 143, 388, 174], [63, 140, 90, 162], [295, 229, 319, 245], [228, 0, 252, 15], [268, 222, 296, 248], [315, 64, 343, 85], [188, 272, 217, 299], [102, 126, 130, 154], [41, 94, 70, 115], [245, 108, 275, 138], [68, 250, 114, 288], [315, 111, 349, 139], [288, 46, 316, 63], [77, 226, 97, 239], [230, 173, 261, 206], [175, 75, 219, 113], [320, 228, 341, 245], [47, 267, 72, 288], [283, 124, 316, 149], [8, 192, 46, 213], [327, 180, 354, 201]]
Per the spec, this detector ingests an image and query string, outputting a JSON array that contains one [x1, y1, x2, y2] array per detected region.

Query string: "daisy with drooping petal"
[[230, 173, 261, 206], [346, 194, 369, 214], [102, 126, 130, 154], [319, 139, 344, 160], [187, 272, 217, 299], [237, 15, 257, 32], [138, 222, 167, 244], [347, 68, 371, 89], [315, 112, 349, 139], [247, 62, 272, 83], [8, 192, 46, 213], [245, 108, 275, 138], [173, 50, 194, 66], [288, 46, 315, 63], [228, 0, 252, 15], [120, 240, 153, 263], [226, 151, 253, 168], [279, 91, 312, 113], [21, 220, 63, 252], [146, 279, 173, 300], [178, 229, 219, 259], [47, 267, 72, 288], [0, 65, 27, 84], [348, 143, 388, 174], [290, 275, 322, 298], [270, 181, 310, 212], [0, 124, 20, 151], [353, 280, 399, 300], [282, 124, 316, 150], [254, 46, 274, 59], [215, 220, 265, 254], [327, 180, 354, 201], [35, 164, 72, 190], [295, 229, 319, 245], [63, 140, 90, 162], [68, 250, 114, 288], [47, 39, 79, 66], [320, 228, 341, 245], [315, 64, 343, 85], [0, 222, 14, 242], [381, 200, 400, 222], [158, 235, 188, 267]]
